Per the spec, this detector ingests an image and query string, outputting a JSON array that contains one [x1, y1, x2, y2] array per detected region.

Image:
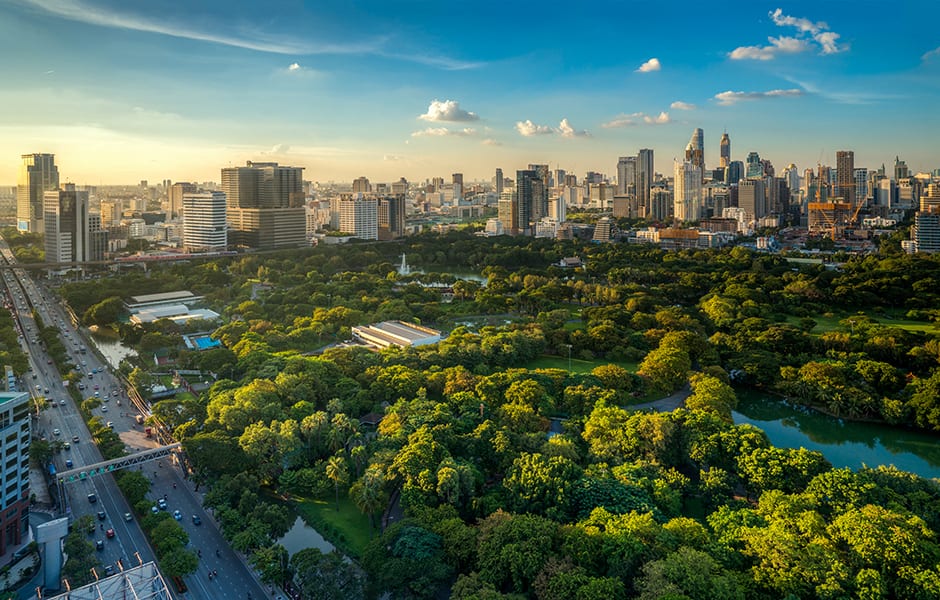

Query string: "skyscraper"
[[637, 148, 654, 207], [0, 392, 31, 557], [182, 191, 227, 251], [44, 184, 107, 263], [494, 168, 504, 196], [616, 156, 637, 196], [836, 150, 856, 205], [673, 160, 703, 222], [745, 152, 762, 179], [168, 182, 196, 220], [222, 161, 305, 249], [516, 169, 539, 235], [17, 153, 58, 233], [685, 128, 705, 174], [339, 194, 378, 240], [738, 178, 766, 221], [719, 132, 731, 168], [895, 157, 910, 181], [352, 177, 371, 193], [378, 195, 406, 240]]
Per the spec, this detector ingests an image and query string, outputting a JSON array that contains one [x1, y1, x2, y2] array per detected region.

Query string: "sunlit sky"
[[1, 0, 939, 185]]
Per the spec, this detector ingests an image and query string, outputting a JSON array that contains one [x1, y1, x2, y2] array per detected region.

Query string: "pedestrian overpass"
[[56, 443, 181, 485]]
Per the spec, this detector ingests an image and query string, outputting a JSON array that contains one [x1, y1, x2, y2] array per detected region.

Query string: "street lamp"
[[565, 344, 572, 373]]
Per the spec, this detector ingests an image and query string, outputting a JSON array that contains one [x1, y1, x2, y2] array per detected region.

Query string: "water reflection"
[[277, 516, 334, 557], [734, 393, 940, 479], [88, 330, 136, 370]]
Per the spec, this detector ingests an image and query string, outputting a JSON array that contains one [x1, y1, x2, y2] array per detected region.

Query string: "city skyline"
[[1, 0, 939, 184]]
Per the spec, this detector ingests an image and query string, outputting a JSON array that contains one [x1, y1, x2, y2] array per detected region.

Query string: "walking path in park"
[[627, 384, 691, 412]]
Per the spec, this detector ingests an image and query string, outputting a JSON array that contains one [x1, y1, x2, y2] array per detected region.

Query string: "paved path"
[[627, 384, 691, 412]]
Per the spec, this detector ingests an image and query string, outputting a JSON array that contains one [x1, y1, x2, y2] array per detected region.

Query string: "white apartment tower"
[[673, 160, 703, 222], [182, 191, 228, 251], [339, 194, 378, 240]]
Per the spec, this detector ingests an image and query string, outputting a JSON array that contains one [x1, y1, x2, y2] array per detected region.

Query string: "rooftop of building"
[[127, 290, 197, 304]]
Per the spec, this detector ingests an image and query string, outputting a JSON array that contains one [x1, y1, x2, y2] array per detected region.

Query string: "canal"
[[734, 393, 940, 480]]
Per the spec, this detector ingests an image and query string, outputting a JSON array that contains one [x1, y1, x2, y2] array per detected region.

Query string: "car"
[[99, 404, 106, 411], [106, 421, 113, 429], [97, 511, 106, 520], [78, 383, 85, 390], [123, 512, 133, 522], [157, 498, 168, 510], [94, 384, 99, 390], [87, 493, 97, 503], [104, 565, 114, 576], [63, 442, 70, 450], [112, 390, 119, 397], [44, 388, 49, 394], [105, 528, 115, 539], [52, 428, 60, 436], [72, 435, 79, 443], [95, 392, 100, 398], [34, 384, 40, 390], [65, 459, 73, 468], [150, 505, 159, 514], [95, 540, 104, 551], [59, 399, 65, 405], [192, 515, 201, 525], [173, 510, 182, 521]]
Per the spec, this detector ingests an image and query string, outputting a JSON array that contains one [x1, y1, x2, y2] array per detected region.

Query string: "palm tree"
[[350, 466, 387, 532], [325, 454, 348, 512]]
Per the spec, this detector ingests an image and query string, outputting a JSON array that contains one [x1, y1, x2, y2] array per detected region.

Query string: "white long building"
[[182, 191, 227, 251]]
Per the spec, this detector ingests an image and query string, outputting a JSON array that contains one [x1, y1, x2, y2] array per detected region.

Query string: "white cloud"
[[922, 46, 940, 61], [481, 138, 502, 146], [602, 111, 670, 128], [670, 101, 696, 111], [729, 35, 809, 60], [601, 116, 637, 129], [383, 154, 403, 161], [636, 58, 661, 73], [411, 127, 477, 137], [644, 112, 670, 124], [730, 8, 845, 60], [515, 120, 554, 136], [418, 99, 480, 122], [714, 89, 804, 105], [288, 62, 301, 71], [558, 118, 590, 138]]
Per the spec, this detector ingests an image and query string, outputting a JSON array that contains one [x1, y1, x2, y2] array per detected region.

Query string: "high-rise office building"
[[637, 148, 655, 208], [44, 184, 90, 263], [685, 128, 705, 174], [835, 151, 856, 205], [719, 132, 731, 168], [673, 160, 703, 222], [725, 161, 744, 185], [494, 169, 504, 196], [0, 392, 31, 556], [516, 170, 539, 235], [222, 162, 305, 249], [553, 169, 566, 189], [182, 191, 227, 251], [378, 195, 406, 240], [452, 173, 464, 188], [913, 212, 940, 253], [391, 178, 408, 196], [99, 200, 122, 227], [339, 194, 378, 240], [497, 190, 517, 235], [17, 153, 59, 233], [168, 182, 196, 220], [352, 177, 371, 193], [895, 157, 909, 182], [854, 168, 869, 202], [745, 152, 762, 179], [738, 178, 766, 221], [617, 156, 637, 196]]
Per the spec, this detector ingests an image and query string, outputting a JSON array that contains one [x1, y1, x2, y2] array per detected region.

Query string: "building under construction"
[[44, 561, 171, 600], [807, 201, 854, 239]]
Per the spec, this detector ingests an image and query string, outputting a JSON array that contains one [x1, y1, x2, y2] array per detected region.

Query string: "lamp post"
[[565, 344, 572, 373]]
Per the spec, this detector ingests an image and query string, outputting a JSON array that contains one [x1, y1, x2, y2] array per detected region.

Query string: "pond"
[[88, 330, 136, 370], [733, 393, 940, 480], [276, 516, 334, 557]]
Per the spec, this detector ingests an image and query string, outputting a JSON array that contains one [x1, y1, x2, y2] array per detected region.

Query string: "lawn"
[[785, 313, 940, 336], [526, 354, 638, 374], [294, 495, 374, 558]]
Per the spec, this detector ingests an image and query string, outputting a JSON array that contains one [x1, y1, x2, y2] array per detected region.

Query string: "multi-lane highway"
[[0, 241, 269, 600]]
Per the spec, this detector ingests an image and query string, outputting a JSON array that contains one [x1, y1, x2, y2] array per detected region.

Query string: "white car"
[[52, 428, 60, 436]]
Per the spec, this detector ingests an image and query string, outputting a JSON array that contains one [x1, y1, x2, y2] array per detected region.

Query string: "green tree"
[[635, 546, 745, 600], [251, 544, 290, 585], [685, 372, 738, 420], [325, 454, 349, 511], [159, 548, 199, 579], [638, 345, 691, 395], [291, 548, 364, 600]]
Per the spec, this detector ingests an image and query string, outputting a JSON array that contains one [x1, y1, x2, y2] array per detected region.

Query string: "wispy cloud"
[[418, 99, 479, 122], [636, 58, 661, 73], [923, 46, 940, 61], [602, 111, 671, 128], [785, 77, 897, 105], [411, 127, 477, 138], [481, 138, 502, 146], [730, 8, 846, 60], [16, 0, 479, 69], [714, 89, 804, 105], [383, 154, 403, 161], [670, 101, 696, 111]]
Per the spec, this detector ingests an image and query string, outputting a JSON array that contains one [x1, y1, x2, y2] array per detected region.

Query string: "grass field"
[[526, 355, 638, 373], [785, 313, 940, 335], [294, 496, 374, 558]]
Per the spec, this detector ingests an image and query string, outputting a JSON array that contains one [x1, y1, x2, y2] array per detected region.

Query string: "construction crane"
[[807, 163, 860, 241]]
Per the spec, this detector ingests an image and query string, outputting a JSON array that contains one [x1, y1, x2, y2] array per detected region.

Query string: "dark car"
[[95, 540, 104, 551], [97, 511, 106, 521], [192, 515, 201, 526], [87, 493, 97, 504]]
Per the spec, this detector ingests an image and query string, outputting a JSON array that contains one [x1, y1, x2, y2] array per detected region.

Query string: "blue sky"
[[1, 0, 938, 184]]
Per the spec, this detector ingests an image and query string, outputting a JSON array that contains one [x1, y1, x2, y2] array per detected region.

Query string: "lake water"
[[88, 331, 136, 370], [733, 393, 940, 480], [277, 516, 334, 557]]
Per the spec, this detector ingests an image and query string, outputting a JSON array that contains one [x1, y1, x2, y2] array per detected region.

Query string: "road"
[[0, 242, 268, 600]]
